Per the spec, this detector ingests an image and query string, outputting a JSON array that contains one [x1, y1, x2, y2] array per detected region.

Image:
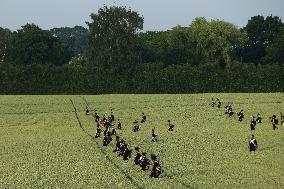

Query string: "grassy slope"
[[0, 94, 283, 189]]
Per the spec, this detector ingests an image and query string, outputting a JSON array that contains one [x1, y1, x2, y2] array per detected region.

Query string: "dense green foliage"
[[236, 15, 284, 64], [87, 5, 144, 70], [0, 6, 283, 94], [6, 24, 69, 65], [50, 26, 88, 57], [1, 94, 283, 188], [0, 62, 282, 94]]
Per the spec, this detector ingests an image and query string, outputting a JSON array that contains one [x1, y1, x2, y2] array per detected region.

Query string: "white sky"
[[1, 0, 283, 31]]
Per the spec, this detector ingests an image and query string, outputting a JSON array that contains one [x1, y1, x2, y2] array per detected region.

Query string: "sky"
[[1, 0, 284, 31]]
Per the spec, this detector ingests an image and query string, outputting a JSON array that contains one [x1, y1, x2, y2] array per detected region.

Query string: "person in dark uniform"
[[256, 113, 262, 123], [134, 147, 142, 165], [217, 98, 221, 108], [150, 154, 162, 178], [250, 116, 257, 131], [168, 120, 174, 134], [110, 109, 115, 122], [133, 120, 140, 132], [102, 131, 112, 147], [94, 113, 100, 123], [151, 128, 158, 142], [111, 127, 117, 135], [113, 136, 121, 152], [117, 118, 122, 129], [271, 115, 279, 130], [248, 135, 258, 152], [237, 110, 244, 122], [86, 106, 90, 115], [95, 125, 101, 138], [211, 98, 215, 107], [123, 144, 132, 161], [141, 113, 147, 123], [140, 152, 149, 171]]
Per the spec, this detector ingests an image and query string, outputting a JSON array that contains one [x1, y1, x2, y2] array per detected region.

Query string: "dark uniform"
[[117, 119, 122, 129], [95, 126, 101, 138], [150, 154, 162, 178], [250, 116, 256, 131], [217, 99, 221, 108], [86, 106, 90, 115], [168, 120, 174, 134], [256, 113, 262, 123], [141, 113, 146, 123], [248, 135, 257, 152], [211, 98, 215, 107], [134, 147, 142, 165], [151, 128, 158, 142], [271, 115, 278, 130], [237, 110, 244, 122], [133, 120, 140, 132]]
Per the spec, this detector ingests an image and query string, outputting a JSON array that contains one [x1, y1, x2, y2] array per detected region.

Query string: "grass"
[[0, 94, 283, 189]]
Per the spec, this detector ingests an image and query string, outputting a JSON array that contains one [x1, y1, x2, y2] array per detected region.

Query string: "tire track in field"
[[70, 98, 145, 189], [81, 96, 196, 189]]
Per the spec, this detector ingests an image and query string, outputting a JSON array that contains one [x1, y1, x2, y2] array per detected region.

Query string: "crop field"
[[0, 94, 284, 189]]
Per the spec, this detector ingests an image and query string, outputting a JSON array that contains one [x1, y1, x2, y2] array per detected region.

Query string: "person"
[[211, 98, 215, 107], [250, 116, 256, 131], [104, 119, 111, 131], [237, 110, 244, 122], [150, 154, 162, 178], [256, 113, 262, 123], [102, 112, 108, 121], [95, 125, 101, 138], [168, 120, 174, 134], [102, 131, 112, 147], [133, 120, 140, 132], [123, 144, 132, 161], [86, 106, 90, 115], [113, 136, 121, 152], [134, 147, 142, 165], [111, 127, 117, 136], [94, 113, 100, 123], [217, 98, 221, 108], [225, 103, 233, 118], [117, 119, 122, 129], [141, 113, 147, 123], [140, 152, 149, 171], [271, 115, 278, 130], [248, 135, 258, 152], [151, 128, 158, 142], [110, 109, 115, 122]]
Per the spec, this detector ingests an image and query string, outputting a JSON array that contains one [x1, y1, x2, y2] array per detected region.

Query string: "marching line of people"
[[85, 106, 170, 178], [210, 98, 283, 152]]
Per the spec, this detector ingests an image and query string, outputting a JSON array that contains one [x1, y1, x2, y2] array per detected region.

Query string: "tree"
[[190, 17, 245, 68], [262, 27, 284, 64], [50, 26, 88, 56], [239, 15, 283, 64], [0, 27, 12, 63], [138, 31, 169, 63], [86, 5, 144, 70], [10, 23, 69, 65]]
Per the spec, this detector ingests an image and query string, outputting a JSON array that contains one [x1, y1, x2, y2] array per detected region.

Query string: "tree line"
[[0, 5, 283, 94]]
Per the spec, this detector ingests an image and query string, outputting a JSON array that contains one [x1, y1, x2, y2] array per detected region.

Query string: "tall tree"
[[50, 26, 88, 56], [190, 17, 245, 68], [10, 23, 69, 65], [87, 5, 144, 70], [262, 27, 284, 64], [239, 15, 283, 64], [0, 27, 12, 63]]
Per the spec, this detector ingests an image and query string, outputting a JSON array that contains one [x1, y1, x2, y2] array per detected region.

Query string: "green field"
[[1, 94, 284, 189]]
